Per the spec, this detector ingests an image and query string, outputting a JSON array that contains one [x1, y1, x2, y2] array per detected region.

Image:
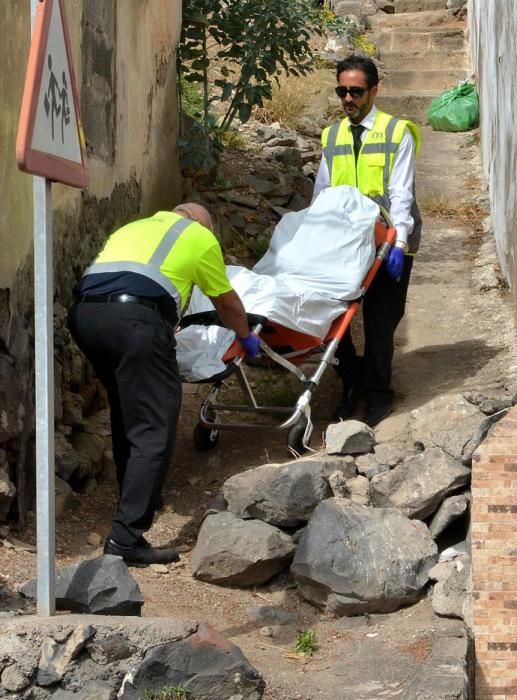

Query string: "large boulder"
[[192, 512, 296, 587], [291, 498, 437, 615], [119, 624, 265, 700], [369, 447, 471, 520], [19, 555, 143, 615], [223, 459, 331, 527]]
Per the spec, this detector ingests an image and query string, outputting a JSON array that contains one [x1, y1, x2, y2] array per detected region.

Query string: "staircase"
[[369, 4, 468, 123]]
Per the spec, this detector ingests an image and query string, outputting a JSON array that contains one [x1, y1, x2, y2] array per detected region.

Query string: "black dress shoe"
[[361, 402, 392, 428], [103, 537, 180, 566]]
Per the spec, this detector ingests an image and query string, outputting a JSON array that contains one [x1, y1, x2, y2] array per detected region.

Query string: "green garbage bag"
[[427, 82, 479, 132]]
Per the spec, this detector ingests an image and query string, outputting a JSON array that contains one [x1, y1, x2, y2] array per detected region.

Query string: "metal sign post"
[[17, 0, 88, 615], [33, 175, 55, 617]]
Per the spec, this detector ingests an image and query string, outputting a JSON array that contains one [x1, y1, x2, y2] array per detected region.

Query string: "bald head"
[[173, 202, 213, 231]]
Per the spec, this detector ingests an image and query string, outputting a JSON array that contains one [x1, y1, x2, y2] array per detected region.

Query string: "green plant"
[[294, 629, 317, 656], [317, 3, 376, 56], [179, 1, 326, 173], [220, 128, 247, 150], [143, 686, 194, 700]]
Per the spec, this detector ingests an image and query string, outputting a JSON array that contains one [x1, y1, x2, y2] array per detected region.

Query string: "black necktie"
[[350, 124, 365, 162]]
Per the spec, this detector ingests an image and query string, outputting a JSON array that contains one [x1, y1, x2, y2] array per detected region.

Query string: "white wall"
[[469, 0, 517, 290]]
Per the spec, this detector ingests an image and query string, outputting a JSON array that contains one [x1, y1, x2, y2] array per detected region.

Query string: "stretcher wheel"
[[193, 422, 220, 452], [287, 417, 310, 455]]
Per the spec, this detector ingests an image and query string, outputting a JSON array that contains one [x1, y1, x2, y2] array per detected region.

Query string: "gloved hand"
[[386, 246, 405, 280], [237, 332, 261, 358]]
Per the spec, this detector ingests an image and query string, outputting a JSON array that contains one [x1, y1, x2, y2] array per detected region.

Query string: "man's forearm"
[[211, 289, 250, 338]]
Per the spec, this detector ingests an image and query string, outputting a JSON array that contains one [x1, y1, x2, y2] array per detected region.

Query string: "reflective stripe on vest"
[[83, 217, 193, 306], [321, 110, 421, 198]]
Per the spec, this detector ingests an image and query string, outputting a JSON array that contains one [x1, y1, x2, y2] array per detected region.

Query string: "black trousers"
[[68, 300, 181, 547], [335, 256, 413, 406]]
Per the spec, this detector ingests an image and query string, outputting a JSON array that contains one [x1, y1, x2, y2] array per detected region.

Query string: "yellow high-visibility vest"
[[321, 109, 422, 251], [83, 211, 231, 309]]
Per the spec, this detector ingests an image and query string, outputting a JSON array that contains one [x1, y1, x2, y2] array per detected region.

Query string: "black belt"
[[76, 293, 160, 313]]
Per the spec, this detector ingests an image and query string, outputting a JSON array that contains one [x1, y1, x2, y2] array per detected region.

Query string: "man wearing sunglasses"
[[313, 54, 422, 427]]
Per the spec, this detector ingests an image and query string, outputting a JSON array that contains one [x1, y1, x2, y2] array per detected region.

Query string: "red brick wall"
[[472, 406, 517, 698]]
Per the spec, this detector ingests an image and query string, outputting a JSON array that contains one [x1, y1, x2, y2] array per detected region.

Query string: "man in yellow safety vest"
[[313, 55, 422, 427], [68, 203, 259, 565]]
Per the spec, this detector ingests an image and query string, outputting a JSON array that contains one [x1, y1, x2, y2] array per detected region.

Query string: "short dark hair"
[[336, 55, 379, 89]]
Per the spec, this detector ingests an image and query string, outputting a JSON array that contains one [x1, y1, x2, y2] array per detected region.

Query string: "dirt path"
[[2, 125, 514, 697]]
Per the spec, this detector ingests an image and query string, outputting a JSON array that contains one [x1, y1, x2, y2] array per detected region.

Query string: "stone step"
[[373, 27, 466, 53], [369, 9, 458, 30], [331, 0, 362, 16], [379, 49, 468, 71], [376, 90, 440, 124], [394, 0, 448, 11], [382, 68, 468, 91]]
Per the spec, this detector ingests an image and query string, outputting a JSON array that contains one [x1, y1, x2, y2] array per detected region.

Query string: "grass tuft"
[[294, 629, 317, 656]]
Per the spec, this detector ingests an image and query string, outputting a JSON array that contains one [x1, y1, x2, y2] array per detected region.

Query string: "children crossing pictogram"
[[16, 0, 87, 188]]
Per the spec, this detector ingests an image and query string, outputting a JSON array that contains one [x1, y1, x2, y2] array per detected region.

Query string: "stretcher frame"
[[185, 211, 397, 454]]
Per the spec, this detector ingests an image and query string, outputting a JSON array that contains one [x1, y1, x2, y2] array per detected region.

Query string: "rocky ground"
[[1, 1, 516, 698]]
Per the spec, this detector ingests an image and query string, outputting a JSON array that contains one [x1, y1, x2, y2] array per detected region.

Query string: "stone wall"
[[0, 0, 182, 519], [471, 406, 517, 697], [468, 0, 517, 292]]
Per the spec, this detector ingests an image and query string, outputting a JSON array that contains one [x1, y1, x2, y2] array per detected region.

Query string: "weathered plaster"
[[469, 0, 517, 292], [0, 0, 183, 519]]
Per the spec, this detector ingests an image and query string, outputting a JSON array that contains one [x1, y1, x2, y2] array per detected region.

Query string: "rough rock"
[[0, 616, 263, 700], [0, 355, 22, 442], [62, 390, 85, 427], [325, 420, 375, 455], [69, 430, 106, 480], [355, 453, 389, 479], [328, 470, 349, 497], [119, 624, 265, 699], [428, 494, 469, 539], [0, 663, 30, 692], [301, 452, 357, 480], [432, 557, 470, 620], [369, 447, 471, 519], [373, 442, 405, 468], [223, 459, 331, 527], [345, 475, 370, 505], [0, 465, 16, 520], [37, 624, 96, 686], [291, 498, 437, 615], [55, 475, 73, 518], [54, 432, 90, 482], [19, 555, 143, 615], [192, 512, 296, 586], [246, 606, 296, 627], [400, 634, 471, 700]]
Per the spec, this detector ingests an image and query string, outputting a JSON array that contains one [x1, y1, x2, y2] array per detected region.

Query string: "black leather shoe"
[[361, 402, 393, 428], [103, 537, 180, 566]]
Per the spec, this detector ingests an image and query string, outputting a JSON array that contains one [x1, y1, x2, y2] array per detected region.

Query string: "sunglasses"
[[335, 85, 367, 99]]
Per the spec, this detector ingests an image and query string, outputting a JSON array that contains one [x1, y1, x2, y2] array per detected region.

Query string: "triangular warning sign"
[[16, 0, 88, 188]]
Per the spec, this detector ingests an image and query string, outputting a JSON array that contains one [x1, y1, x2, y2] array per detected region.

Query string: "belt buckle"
[[118, 294, 131, 303]]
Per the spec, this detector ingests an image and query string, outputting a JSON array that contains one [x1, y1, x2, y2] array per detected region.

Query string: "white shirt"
[[312, 105, 416, 244]]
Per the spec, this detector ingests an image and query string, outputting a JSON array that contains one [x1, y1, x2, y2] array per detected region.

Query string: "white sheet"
[[176, 186, 379, 382]]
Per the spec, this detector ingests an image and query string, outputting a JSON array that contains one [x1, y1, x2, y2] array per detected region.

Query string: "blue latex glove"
[[386, 246, 405, 280], [237, 332, 261, 358]]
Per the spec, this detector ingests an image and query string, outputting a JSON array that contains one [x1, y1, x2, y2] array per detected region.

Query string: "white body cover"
[[177, 186, 379, 382]]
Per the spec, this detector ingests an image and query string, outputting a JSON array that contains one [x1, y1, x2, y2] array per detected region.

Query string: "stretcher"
[[178, 207, 396, 455]]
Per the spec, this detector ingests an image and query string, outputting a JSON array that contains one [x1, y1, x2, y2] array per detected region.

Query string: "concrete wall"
[[468, 0, 517, 291], [0, 0, 182, 518]]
